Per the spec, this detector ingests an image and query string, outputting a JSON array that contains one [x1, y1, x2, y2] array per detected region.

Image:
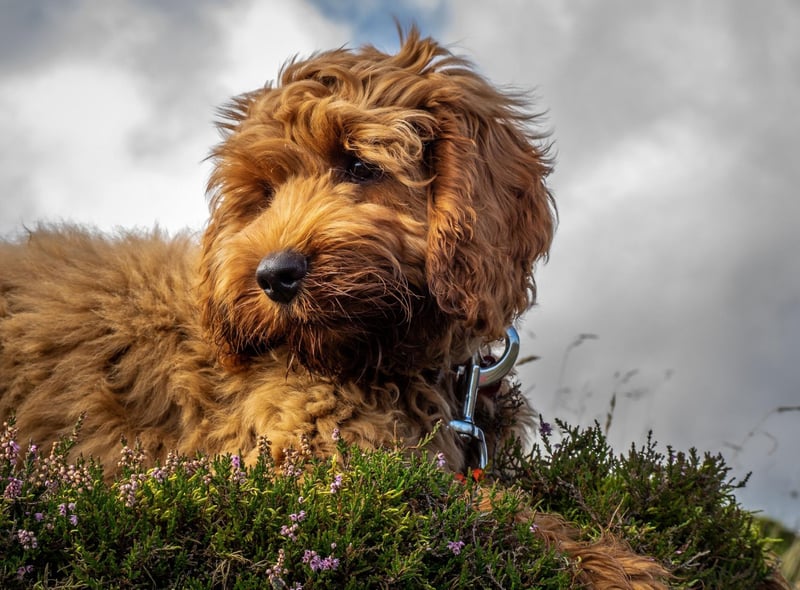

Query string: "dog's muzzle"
[[256, 250, 308, 304]]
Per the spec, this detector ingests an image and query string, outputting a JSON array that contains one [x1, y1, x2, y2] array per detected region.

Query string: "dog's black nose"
[[256, 250, 308, 304]]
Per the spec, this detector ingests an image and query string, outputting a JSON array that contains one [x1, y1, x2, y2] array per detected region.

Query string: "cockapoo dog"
[[1, 30, 670, 588]]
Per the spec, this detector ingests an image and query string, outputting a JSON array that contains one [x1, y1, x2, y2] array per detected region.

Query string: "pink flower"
[[330, 474, 343, 494], [303, 549, 340, 572], [447, 540, 465, 555], [280, 523, 298, 541], [3, 477, 22, 499], [16, 529, 38, 550]]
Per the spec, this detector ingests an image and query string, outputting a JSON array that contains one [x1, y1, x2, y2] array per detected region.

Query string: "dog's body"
[[1, 30, 552, 473], [0, 227, 481, 471], [1, 31, 675, 588]]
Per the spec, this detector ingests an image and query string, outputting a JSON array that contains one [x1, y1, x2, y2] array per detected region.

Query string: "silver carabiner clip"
[[478, 326, 520, 390], [449, 326, 520, 469]]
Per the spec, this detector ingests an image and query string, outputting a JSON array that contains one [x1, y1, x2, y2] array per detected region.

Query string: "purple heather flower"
[[0, 440, 19, 467], [447, 540, 465, 555], [150, 467, 167, 483], [34, 513, 44, 522], [435, 452, 447, 469], [539, 421, 553, 437], [119, 473, 144, 508], [3, 477, 22, 500], [7, 439, 21, 455], [266, 548, 289, 585], [303, 549, 340, 572], [282, 510, 307, 541], [16, 529, 38, 550], [229, 454, 246, 484], [69, 514, 79, 526], [280, 523, 299, 541], [2, 434, 21, 466], [58, 503, 68, 517], [16, 565, 34, 580], [330, 474, 343, 494], [331, 428, 340, 442]]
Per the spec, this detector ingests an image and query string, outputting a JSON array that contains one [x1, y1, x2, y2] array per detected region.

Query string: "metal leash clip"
[[449, 326, 520, 469]]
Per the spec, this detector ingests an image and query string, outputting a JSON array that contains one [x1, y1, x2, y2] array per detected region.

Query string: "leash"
[[449, 326, 520, 470]]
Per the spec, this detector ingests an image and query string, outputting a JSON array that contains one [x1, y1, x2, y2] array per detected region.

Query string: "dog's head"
[[200, 29, 555, 379]]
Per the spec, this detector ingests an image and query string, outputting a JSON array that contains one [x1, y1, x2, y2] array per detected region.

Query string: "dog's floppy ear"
[[424, 67, 555, 340]]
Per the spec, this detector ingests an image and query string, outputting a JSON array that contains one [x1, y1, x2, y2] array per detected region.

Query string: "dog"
[[0, 29, 671, 588]]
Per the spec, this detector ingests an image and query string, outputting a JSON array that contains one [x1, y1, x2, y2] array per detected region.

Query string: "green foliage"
[[1, 420, 569, 589], [494, 419, 785, 589], [1, 412, 788, 589], [757, 517, 800, 585]]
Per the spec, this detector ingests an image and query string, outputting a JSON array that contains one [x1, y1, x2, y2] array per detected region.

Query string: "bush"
[[1, 414, 789, 588], [493, 419, 788, 589], [1, 420, 568, 589]]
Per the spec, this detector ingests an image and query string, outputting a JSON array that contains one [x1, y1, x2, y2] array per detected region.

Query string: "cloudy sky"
[[2, 1, 798, 527]]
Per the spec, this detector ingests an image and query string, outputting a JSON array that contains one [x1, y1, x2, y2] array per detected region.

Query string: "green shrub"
[[494, 419, 787, 589], [1, 419, 568, 589], [1, 412, 789, 588]]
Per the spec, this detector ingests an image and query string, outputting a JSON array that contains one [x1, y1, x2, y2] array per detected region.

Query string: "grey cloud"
[[441, 0, 800, 525]]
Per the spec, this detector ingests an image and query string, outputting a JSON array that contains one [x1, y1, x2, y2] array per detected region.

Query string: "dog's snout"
[[256, 250, 308, 304]]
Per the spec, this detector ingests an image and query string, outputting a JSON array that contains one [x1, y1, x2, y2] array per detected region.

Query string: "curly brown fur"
[[0, 29, 672, 588], [472, 490, 669, 589], [532, 513, 670, 589]]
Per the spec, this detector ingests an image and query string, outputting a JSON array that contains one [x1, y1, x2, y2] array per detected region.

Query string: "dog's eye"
[[343, 156, 383, 184]]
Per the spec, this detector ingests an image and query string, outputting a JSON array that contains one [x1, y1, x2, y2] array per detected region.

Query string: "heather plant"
[[1, 409, 791, 589], [493, 418, 789, 589], [1, 418, 569, 589]]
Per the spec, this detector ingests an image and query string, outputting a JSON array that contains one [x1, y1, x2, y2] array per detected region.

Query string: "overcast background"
[[1, 1, 798, 529]]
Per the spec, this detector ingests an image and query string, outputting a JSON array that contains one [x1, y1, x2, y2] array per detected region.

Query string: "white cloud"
[[214, 1, 352, 97], [0, 1, 353, 237], [0, 61, 202, 234]]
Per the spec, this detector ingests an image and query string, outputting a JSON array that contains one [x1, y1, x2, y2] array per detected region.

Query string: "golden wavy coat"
[[0, 30, 673, 588], [1, 30, 553, 471]]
